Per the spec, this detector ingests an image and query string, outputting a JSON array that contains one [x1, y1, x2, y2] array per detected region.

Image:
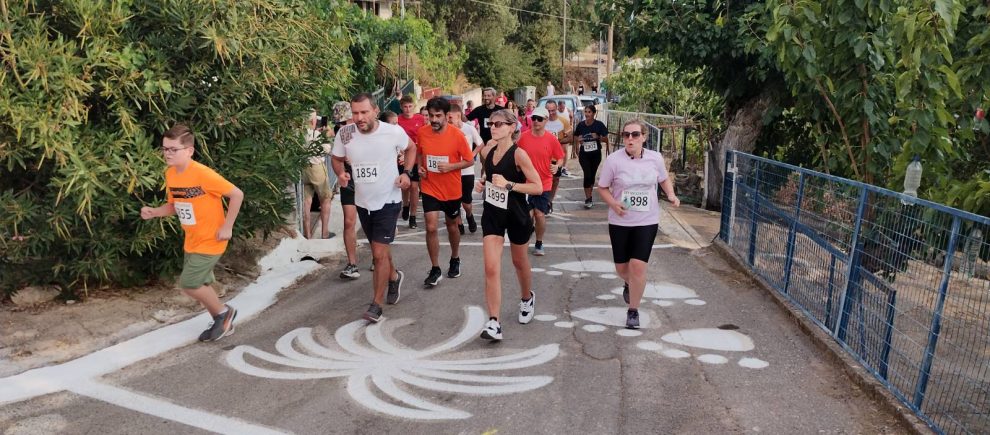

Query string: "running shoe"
[[547, 202, 553, 215], [622, 282, 630, 304], [533, 242, 545, 256], [340, 264, 360, 280], [458, 224, 465, 235], [409, 215, 418, 229], [626, 309, 640, 329], [561, 168, 571, 177], [584, 198, 593, 209], [369, 261, 375, 271], [363, 302, 383, 323], [467, 214, 477, 233], [387, 270, 404, 305], [424, 266, 443, 287], [447, 258, 461, 278], [401, 205, 410, 220], [518, 291, 535, 324], [480, 318, 503, 341], [200, 305, 237, 342]]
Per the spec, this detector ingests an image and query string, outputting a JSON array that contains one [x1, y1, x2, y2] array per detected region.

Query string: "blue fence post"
[[782, 174, 807, 294], [913, 216, 962, 409], [836, 187, 869, 341], [747, 163, 762, 266], [720, 152, 735, 242], [825, 254, 838, 329], [879, 288, 897, 380]]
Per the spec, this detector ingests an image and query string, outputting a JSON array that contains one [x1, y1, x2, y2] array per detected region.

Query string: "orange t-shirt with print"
[[166, 161, 236, 255], [417, 124, 474, 201]]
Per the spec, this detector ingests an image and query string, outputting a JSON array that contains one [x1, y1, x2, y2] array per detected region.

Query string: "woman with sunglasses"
[[597, 119, 680, 329], [474, 109, 545, 341]]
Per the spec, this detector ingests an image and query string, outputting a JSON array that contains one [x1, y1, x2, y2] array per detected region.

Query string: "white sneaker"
[[480, 319, 503, 341], [518, 291, 536, 324]]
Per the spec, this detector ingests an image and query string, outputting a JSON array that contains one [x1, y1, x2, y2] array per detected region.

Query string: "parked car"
[[537, 94, 584, 124]]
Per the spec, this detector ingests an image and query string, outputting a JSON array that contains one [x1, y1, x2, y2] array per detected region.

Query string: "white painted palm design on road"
[[226, 306, 559, 420]]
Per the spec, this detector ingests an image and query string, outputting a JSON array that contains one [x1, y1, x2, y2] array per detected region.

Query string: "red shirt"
[[397, 114, 426, 144], [517, 130, 564, 191], [417, 125, 474, 201]]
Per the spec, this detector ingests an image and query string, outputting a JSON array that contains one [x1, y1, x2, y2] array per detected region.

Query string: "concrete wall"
[[458, 87, 483, 110]]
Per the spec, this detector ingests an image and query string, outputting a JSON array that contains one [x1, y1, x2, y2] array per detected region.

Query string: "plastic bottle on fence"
[[901, 155, 922, 205], [963, 228, 983, 279]]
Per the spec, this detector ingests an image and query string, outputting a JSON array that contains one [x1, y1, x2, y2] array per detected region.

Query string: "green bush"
[[0, 0, 357, 296]]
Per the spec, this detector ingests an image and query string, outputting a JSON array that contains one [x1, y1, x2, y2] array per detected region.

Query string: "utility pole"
[[561, 0, 567, 91], [606, 23, 614, 79], [401, 0, 406, 80]]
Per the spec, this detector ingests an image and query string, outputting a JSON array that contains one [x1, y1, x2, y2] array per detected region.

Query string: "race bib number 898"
[[621, 190, 651, 212]]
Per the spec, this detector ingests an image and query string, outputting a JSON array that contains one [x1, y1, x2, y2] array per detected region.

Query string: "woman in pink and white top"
[[597, 119, 680, 329]]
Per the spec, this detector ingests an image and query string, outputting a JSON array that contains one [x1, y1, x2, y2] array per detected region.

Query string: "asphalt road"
[[0, 175, 906, 435]]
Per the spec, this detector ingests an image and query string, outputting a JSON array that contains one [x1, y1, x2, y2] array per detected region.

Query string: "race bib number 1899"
[[352, 163, 379, 184], [174, 202, 196, 225], [621, 190, 651, 212], [485, 184, 509, 209]]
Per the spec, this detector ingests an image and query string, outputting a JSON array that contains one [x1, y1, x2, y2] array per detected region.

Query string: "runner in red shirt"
[[516, 107, 564, 256], [397, 95, 425, 229]]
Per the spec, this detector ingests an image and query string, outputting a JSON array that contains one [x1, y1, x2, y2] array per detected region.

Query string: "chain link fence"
[[720, 151, 990, 435]]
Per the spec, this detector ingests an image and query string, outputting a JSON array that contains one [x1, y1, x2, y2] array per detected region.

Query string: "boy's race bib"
[[174, 202, 196, 225]]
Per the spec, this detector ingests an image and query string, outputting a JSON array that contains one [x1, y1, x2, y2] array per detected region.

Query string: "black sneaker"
[[467, 214, 477, 233], [626, 309, 640, 329], [387, 270, 404, 305], [363, 303, 383, 323], [458, 224, 465, 235], [547, 202, 553, 215], [401, 205, 410, 220], [424, 266, 443, 287], [340, 263, 360, 280], [201, 306, 237, 342], [623, 282, 630, 304], [323, 232, 337, 239], [584, 198, 593, 209], [409, 215, 418, 229], [448, 258, 461, 278]]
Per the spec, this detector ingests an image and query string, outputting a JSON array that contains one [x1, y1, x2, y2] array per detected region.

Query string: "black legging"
[[578, 151, 602, 189]]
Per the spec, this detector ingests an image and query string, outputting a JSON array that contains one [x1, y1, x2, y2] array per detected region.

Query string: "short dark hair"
[[350, 92, 378, 109], [425, 97, 451, 114], [164, 123, 194, 147], [584, 105, 597, 114], [400, 95, 414, 105], [379, 110, 397, 122]]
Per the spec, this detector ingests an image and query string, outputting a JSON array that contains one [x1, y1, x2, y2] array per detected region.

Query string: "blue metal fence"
[[720, 151, 990, 435]]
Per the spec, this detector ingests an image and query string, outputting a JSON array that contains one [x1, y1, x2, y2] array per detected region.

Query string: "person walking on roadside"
[[416, 97, 476, 287], [448, 104, 484, 234], [331, 93, 416, 323], [546, 81, 555, 97], [598, 119, 680, 329], [302, 111, 335, 240], [543, 101, 572, 214], [573, 105, 609, 209], [466, 87, 505, 144], [141, 123, 244, 342], [517, 107, 564, 257], [475, 109, 545, 341], [397, 95, 425, 229]]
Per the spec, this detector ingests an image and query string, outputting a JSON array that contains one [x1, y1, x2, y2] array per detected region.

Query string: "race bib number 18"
[[426, 155, 449, 173], [621, 190, 651, 212], [485, 184, 509, 209], [174, 202, 196, 225], [352, 163, 379, 184]]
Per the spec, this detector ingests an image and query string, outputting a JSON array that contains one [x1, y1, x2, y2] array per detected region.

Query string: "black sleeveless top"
[[483, 144, 529, 220]]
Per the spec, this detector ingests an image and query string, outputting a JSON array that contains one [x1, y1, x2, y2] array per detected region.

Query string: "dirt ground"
[[0, 229, 292, 378]]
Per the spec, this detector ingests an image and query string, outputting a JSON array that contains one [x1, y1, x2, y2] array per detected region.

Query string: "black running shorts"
[[420, 193, 461, 221], [357, 203, 401, 245], [608, 223, 659, 264]]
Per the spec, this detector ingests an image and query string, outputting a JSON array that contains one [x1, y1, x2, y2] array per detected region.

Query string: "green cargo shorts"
[[179, 253, 222, 289]]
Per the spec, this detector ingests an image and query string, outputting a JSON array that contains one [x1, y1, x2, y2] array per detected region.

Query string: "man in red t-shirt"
[[417, 97, 475, 287], [397, 95, 425, 229], [516, 107, 564, 256]]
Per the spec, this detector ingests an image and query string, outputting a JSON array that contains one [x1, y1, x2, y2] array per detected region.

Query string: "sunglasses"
[[531, 116, 545, 122], [490, 121, 514, 128], [621, 131, 644, 138]]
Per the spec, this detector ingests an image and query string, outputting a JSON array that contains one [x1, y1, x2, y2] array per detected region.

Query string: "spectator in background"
[[496, 91, 508, 107], [521, 99, 536, 131], [380, 110, 398, 125], [546, 81, 555, 97], [578, 81, 586, 96], [302, 110, 334, 240], [419, 106, 429, 117]]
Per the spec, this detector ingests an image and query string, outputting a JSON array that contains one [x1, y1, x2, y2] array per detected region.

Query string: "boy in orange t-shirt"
[[416, 97, 474, 287], [141, 124, 245, 342]]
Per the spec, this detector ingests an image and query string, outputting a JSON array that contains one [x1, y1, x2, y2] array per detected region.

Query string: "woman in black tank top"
[[472, 109, 544, 341]]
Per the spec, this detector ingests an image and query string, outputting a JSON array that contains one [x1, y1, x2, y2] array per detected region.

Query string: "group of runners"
[[144, 88, 679, 343]]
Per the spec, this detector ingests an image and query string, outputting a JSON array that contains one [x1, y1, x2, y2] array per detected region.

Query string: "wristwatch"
[[398, 167, 408, 175], [506, 182, 515, 191]]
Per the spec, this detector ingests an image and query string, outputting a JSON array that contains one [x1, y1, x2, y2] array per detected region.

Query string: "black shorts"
[[357, 203, 401, 245], [608, 224, 659, 264], [527, 191, 552, 215], [461, 175, 475, 204], [421, 193, 461, 220], [482, 210, 533, 245], [339, 184, 355, 206], [401, 164, 421, 182]]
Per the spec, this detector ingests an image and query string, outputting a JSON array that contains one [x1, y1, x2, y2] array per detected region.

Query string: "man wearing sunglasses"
[[517, 107, 564, 256]]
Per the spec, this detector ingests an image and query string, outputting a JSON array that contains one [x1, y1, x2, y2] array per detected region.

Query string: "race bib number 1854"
[[352, 163, 379, 184]]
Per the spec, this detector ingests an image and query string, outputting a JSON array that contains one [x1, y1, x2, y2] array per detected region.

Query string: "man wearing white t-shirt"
[[332, 93, 417, 323], [448, 104, 484, 234], [543, 101, 572, 214]]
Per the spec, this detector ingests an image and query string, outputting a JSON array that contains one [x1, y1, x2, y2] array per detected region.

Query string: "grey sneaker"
[[340, 264, 360, 280], [200, 306, 237, 342], [363, 303, 383, 323], [626, 309, 640, 329], [387, 270, 404, 305], [518, 291, 535, 324]]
